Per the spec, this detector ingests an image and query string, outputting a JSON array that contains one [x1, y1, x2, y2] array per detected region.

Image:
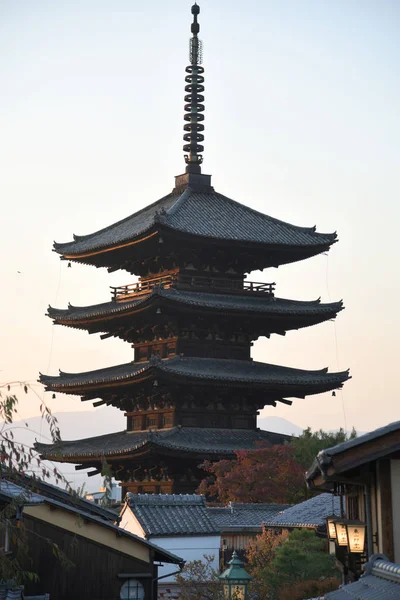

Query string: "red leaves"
[[198, 444, 304, 504]]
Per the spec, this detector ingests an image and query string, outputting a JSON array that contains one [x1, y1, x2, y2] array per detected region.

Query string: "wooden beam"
[[377, 459, 394, 561]]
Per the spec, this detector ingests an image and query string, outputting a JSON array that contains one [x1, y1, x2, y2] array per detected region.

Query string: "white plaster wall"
[[390, 459, 400, 562], [150, 535, 221, 582], [119, 506, 221, 582], [119, 505, 146, 538]]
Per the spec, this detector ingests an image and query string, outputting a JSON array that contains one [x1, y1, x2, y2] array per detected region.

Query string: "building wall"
[[119, 505, 220, 582], [21, 513, 156, 600], [25, 503, 149, 563], [150, 535, 221, 582], [375, 459, 394, 560], [120, 504, 147, 538], [391, 459, 400, 562]]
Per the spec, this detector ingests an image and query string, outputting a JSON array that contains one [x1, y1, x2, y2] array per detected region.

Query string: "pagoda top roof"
[[48, 287, 343, 322], [34, 426, 290, 462], [39, 355, 349, 396], [54, 186, 337, 260]]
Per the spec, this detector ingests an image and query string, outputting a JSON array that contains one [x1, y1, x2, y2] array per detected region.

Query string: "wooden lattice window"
[[347, 494, 360, 520], [147, 416, 157, 428]]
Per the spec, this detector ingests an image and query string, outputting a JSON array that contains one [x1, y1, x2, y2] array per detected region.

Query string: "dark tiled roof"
[[0, 479, 183, 565], [319, 420, 400, 457], [54, 188, 336, 256], [265, 493, 341, 527], [0, 480, 43, 504], [55, 192, 179, 255], [48, 287, 343, 322], [323, 555, 400, 599], [208, 502, 290, 530], [39, 355, 350, 391], [306, 420, 400, 482], [35, 427, 289, 460], [126, 493, 219, 537], [0, 475, 116, 522]]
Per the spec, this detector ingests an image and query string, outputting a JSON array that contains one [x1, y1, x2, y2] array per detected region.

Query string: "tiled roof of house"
[[0, 478, 183, 565], [208, 502, 291, 530], [0, 475, 116, 522], [264, 493, 341, 527], [54, 188, 336, 256], [39, 355, 350, 392], [47, 288, 343, 322], [318, 420, 400, 457], [126, 494, 219, 537], [306, 420, 400, 483], [321, 554, 400, 599], [0, 480, 44, 504], [35, 427, 289, 461]]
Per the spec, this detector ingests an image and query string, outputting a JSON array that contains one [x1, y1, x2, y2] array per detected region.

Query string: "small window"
[[120, 579, 145, 600]]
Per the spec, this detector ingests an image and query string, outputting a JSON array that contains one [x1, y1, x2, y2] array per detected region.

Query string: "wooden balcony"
[[111, 274, 275, 302]]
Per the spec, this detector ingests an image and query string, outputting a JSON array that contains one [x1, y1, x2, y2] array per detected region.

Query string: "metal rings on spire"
[[183, 3, 204, 171]]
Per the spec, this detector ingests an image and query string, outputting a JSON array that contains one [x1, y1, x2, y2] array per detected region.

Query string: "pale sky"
[[1, 0, 399, 444]]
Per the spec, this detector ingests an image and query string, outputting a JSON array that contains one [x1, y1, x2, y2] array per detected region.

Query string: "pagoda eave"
[[34, 426, 291, 464], [54, 187, 337, 273], [57, 232, 336, 273], [39, 356, 350, 401], [47, 290, 343, 342]]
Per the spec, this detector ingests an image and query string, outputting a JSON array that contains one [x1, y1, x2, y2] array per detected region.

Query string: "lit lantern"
[[346, 520, 366, 554], [326, 516, 338, 541], [218, 551, 252, 600], [334, 520, 349, 546]]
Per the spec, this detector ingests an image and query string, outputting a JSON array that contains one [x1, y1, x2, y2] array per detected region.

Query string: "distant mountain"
[[8, 408, 124, 493], [257, 415, 303, 437], [21, 407, 125, 442]]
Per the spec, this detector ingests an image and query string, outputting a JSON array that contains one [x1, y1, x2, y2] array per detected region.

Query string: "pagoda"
[[36, 4, 349, 496]]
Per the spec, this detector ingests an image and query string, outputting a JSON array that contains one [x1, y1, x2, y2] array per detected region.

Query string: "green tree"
[[270, 529, 338, 585], [246, 528, 339, 600], [289, 426, 357, 471]]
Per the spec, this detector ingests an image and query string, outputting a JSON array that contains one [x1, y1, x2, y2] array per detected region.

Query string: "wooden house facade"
[[0, 478, 182, 600], [306, 420, 400, 564]]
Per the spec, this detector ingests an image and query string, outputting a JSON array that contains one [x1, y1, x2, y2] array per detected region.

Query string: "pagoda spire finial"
[[183, 3, 205, 173]]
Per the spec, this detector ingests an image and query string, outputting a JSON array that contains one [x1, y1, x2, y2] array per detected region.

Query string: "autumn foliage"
[[197, 444, 304, 504], [246, 526, 289, 599]]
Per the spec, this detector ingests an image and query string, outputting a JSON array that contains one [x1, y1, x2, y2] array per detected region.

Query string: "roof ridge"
[[165, 187, 193, 217], [128, 492, 205, 506]]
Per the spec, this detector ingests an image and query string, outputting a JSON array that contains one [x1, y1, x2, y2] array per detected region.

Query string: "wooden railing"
[[111, 274, 176, 301], [111, 274, 275, 301]]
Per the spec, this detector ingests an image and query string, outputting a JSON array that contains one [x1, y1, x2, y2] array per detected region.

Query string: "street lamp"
[[218, 551, 252, 600], [334, 519, 349, 547], [345, 520, 366, 554], [331, 518, 366, 553], [326, 515, 338, 541]]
